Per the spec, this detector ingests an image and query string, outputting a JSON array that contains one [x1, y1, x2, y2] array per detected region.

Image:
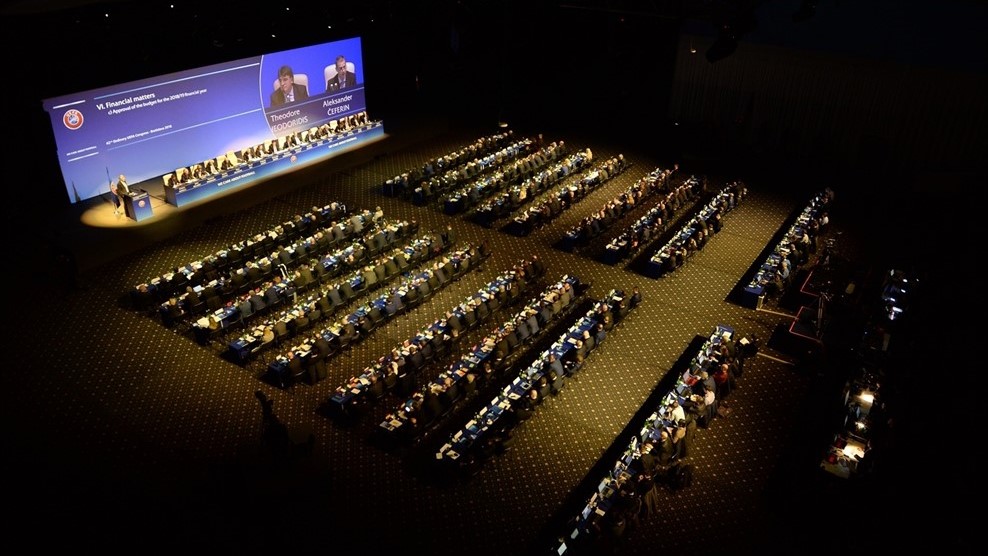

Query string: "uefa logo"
[[63, 109, 84, 130]]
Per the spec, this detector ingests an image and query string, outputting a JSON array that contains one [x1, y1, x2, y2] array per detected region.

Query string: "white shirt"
[[670, 404, 686, 424]]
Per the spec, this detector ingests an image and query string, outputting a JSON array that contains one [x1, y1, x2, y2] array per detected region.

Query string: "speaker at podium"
[[123, 189, 154, 221]]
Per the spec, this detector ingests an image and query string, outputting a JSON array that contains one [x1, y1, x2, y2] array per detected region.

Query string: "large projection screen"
[[43, 37, 367, 204]]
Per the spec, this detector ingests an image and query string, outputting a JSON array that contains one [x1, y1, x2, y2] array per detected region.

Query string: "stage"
[[48, 123, 391, 274]]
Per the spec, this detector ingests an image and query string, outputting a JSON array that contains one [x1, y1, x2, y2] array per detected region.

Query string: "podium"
[[123, 189, 154, 221]]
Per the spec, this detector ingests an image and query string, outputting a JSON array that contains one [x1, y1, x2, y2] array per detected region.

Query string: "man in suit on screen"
[[270, 65, 308, 107], [326, 56, 356, 91]]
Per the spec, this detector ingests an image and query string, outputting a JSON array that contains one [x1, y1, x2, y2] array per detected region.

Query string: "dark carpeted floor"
[[4, 119, 961, 555]]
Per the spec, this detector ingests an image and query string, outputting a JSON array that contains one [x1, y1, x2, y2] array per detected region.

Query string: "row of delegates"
[[165, 111, 369, 187], [383, 131, 515, 198]]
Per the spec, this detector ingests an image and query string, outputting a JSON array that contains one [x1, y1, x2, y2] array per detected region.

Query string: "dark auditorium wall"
[[667, 1, 988, 189], [4, 0, 986, 228]]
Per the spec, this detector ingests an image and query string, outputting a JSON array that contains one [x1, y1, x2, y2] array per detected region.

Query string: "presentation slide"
[[43, 37, 366, 204]]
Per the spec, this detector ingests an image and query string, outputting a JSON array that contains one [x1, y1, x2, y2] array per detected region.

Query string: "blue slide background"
[[43, 37, 365, 204]]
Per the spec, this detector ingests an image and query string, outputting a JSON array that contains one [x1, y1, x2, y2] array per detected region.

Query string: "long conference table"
[[164, 121, 384, 208], [741, 191, 829, 308], [379, 275, 581, 439], [435, 289, 626, 464], [551, 324, 734, 554], [328, 262, 513, 415]]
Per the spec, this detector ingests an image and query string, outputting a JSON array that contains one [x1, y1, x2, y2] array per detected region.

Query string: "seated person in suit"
[[513, 389, 538, 422], [327, 55, 357, 91], [238, 297, 254, 320], [271, 65, 308, 107]]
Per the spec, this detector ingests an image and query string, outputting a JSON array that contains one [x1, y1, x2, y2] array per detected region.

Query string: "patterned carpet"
[[5, 119, 958, 555]]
